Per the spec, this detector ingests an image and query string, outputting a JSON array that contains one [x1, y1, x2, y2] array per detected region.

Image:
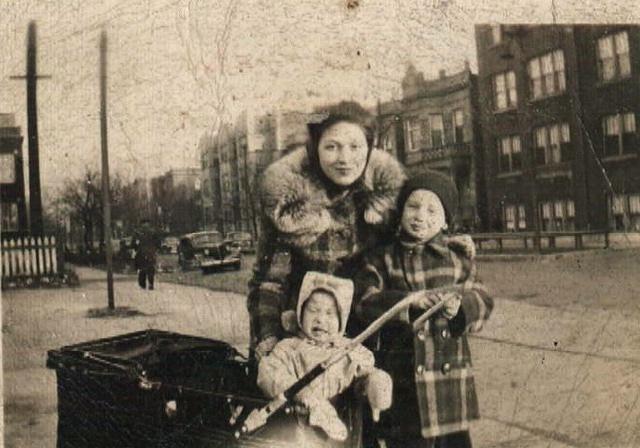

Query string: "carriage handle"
[[236, 283, 465, 438]]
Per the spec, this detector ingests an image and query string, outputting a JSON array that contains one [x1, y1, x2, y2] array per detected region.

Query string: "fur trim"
[[444, 234, 476, 260], [297, 272, 354, 334], [260, 148, 406, 248]]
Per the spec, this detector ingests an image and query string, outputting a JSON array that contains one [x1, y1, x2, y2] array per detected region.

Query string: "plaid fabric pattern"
[[354, 235, 493, 439], [249, 190, 374, 345]]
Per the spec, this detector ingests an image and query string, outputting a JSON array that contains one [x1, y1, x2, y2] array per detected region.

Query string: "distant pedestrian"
[[354, 171, 494, 448], [134, 219, 160, 290]]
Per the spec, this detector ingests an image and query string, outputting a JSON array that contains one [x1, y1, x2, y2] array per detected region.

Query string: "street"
[[3, 249, 640, 447]]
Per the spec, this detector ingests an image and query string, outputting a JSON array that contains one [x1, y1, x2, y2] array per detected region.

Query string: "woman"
[[247, 101, 407, 358]]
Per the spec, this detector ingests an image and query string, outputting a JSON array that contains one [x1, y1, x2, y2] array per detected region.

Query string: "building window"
[[382, 133, 394, 152], [610, 193, 640, 231], [494, 71, 517, 110], [430, 114, 444, 147], [1, 202, 18, 231], [453, 109, 464, 143], [540, 199, 575, 231], [503, 204, 526, 231], [597, 31, 631, 81], [0, 153, 16, 184], [490, 24, 502, 45], [528, 50, 566, 99], [602, 112, 637, 157], [498, 135, 522, 173], [533, 123, 571, 165], [405, 118, 421, 152]]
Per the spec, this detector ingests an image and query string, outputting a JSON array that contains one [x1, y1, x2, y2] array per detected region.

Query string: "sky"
[[1, 0, 638, 205]]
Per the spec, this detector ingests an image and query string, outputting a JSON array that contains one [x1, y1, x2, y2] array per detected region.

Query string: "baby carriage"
[[46, 287, 455, 447], [46, 329, 364, 448]]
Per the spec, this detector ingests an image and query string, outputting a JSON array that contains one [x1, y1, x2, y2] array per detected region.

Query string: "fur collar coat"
[[248, 147, 406, 344], [259, 147, 406, 250]]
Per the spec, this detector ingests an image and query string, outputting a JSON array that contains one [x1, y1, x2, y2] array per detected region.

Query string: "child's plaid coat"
[[353, 234, 493, 439]]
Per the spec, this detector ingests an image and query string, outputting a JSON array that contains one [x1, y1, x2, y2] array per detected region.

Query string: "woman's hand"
[[255, 336, 279, 361], [364, 207, 384, 225]]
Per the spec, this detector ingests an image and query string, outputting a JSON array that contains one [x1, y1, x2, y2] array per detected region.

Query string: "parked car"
[[225, 231, 254, 253], [178, 231, 241, 273], [160, 236, 179, 254]]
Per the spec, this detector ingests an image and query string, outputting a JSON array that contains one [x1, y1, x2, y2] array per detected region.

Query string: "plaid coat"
[[247, 147, 406, 347], [353, 234, 493, 439]]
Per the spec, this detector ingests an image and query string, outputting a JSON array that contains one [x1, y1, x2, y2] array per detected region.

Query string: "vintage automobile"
[[160, 236, 180, 254], [225, 231, 254, 253], [178, 231, 241, 273]]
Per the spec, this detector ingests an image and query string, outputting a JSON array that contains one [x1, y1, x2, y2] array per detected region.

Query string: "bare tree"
[[56, 168, 133, 253]]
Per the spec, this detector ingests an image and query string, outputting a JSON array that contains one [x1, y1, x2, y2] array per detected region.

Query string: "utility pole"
[[10, 21, 50, 236], [100, 30, 115, 309]]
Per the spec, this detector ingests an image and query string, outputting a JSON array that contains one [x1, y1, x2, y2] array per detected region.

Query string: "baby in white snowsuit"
[[257, 271, 392, 442]]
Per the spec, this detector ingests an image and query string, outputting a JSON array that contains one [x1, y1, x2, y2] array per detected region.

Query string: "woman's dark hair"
[[306, 101, 375, 189]]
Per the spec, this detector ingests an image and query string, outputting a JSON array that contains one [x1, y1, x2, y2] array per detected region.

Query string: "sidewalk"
[[471, 300, 640, 448], [3, 266, 640, 447], [3, 267, 249, 448]]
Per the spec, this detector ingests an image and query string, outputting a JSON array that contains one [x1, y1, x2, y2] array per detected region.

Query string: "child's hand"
[[411, 290, 442, 310], [280, 310, 298, 333], [364, 369, 392, 422], [441, 292, 461, 319]]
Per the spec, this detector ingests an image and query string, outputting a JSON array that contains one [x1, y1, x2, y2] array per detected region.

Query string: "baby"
[[257, 271, 392, 442]]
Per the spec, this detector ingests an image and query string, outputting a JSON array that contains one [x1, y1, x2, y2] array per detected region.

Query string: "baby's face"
[[301, 291, 341, 343], [401, 189, 447, 242]]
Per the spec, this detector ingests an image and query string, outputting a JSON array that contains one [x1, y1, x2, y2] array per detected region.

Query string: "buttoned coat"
[[354, 235, 493, 439]]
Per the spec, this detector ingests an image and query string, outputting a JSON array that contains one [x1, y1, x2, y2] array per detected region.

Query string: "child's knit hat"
[[396, 169, 459, 226], [297, 271, 354, 334]]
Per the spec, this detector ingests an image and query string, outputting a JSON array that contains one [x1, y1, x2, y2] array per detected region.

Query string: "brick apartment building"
[[150, 167, 201, 234], [475, 24, 640, 232], [200, 109, 309, 236], [0, 113, 27, 235], [378, 63, 486, 230]]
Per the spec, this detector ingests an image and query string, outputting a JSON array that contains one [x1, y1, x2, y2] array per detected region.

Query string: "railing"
[[405, 143, 471, 165], [1, 235, 64, 285], [471, 230, 610, 253]]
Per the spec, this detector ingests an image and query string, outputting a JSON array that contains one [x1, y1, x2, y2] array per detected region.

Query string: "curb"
[[477, 247, 611, 262]]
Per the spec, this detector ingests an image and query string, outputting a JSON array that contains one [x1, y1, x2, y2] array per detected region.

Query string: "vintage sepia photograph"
[[1, 1, 639, 447]]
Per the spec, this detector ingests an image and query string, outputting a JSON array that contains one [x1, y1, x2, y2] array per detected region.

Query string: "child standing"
[[257, 271, 392, 446], [354, 171, 494, 448]]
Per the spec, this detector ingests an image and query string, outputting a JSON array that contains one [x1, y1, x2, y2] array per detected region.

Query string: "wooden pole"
[[10, 21, 51, 236], [100, 30, 115, 309]]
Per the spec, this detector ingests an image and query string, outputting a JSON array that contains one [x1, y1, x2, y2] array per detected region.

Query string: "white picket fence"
[[1, 235, 61, 281]]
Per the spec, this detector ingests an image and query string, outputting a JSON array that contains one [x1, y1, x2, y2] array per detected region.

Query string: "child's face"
[[401, 189, 447, 242], [301, 291, 341, 343]]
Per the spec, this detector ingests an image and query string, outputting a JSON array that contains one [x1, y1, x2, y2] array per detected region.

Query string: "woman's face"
[[317, 121, 369, 187], [401, 189, 447, 242]]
